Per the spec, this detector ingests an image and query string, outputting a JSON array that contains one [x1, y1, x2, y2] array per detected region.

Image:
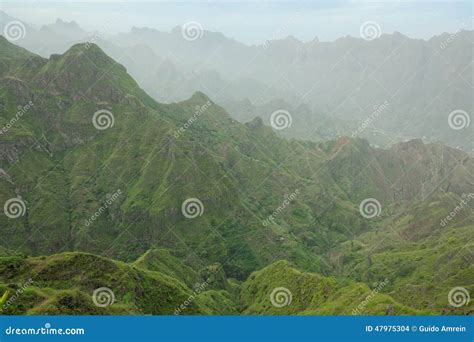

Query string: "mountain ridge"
[[0, 38, 472, 315], [1, 10, 471, 152]]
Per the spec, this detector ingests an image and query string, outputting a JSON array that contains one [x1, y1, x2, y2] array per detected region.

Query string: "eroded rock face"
[[2, 77, 35, 104], [0, 141, 23, 164]]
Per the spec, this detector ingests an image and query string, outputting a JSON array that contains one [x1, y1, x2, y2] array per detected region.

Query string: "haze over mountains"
[[0, 8, 472, 316], [0, 34, 472, 315], [1, 10, 472, 153]]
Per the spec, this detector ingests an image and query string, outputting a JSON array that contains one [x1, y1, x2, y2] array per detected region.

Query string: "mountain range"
[[0, 35, 472, 315], [1, 10, 472, 153]]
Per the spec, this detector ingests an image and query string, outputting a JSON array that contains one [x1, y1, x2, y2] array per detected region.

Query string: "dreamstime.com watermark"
[[359, 198, 382, 219], [352, 278, 389, 315], [84, 189, 122, 227], [270, 287, 292, 308], [5, 323, 85, 336], [360, 21, 382, 41], [3, 197, 27, 219], [351, 100, 389, 138], [3, 20, 26, 42], [174, 265, 221, 315], [440, 16, 473, 50], [181, 21, 204, 41], [92, 109, 115, 130], [263, 189, 300, 226], [270, 109, 292, 130], [181, 197, 204, 219], [448, 286, 470, 308], [92, 287, 115, 307], [174, 281, 210, 315], [440, 193, 474, 227], [173, 100, 212, 138], [0, 101, 34, 135], [448, 109, 470, 131], [0, 278, 34, 313]]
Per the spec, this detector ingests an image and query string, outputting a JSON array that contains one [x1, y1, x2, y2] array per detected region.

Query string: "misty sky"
[[1, 1, 472, 44]]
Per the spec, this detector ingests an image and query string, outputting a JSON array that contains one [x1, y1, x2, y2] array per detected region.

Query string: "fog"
[[1, 2, 472, 152]]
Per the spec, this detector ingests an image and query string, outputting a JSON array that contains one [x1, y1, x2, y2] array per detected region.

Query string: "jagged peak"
[[189, 91, 211, 103], [131, 26, 161, 34], [56, 42, 123, 70], [54, 18, 79, 27], [33, 41, 153, 103]]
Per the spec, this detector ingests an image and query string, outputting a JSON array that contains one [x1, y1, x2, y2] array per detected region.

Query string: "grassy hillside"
[[2, 252, 458, 316], [240, 260, 433, 315], [0, 38, 472, 315], [0, 249, 240, 315]]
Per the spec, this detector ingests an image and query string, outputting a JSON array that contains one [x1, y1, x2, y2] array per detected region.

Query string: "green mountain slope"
[[0, 249, 238, 315], [2, 251, 459, 316], [240, 260, 432, 315], [329, 193, 474, 314], [0, 38, 472, 315], [0, 38, 369, 278]]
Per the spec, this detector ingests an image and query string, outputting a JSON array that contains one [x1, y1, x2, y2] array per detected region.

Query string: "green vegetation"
[[0, 38, 472, 315], [240, 260, 432, 315], [0, 250, 225, 315]]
